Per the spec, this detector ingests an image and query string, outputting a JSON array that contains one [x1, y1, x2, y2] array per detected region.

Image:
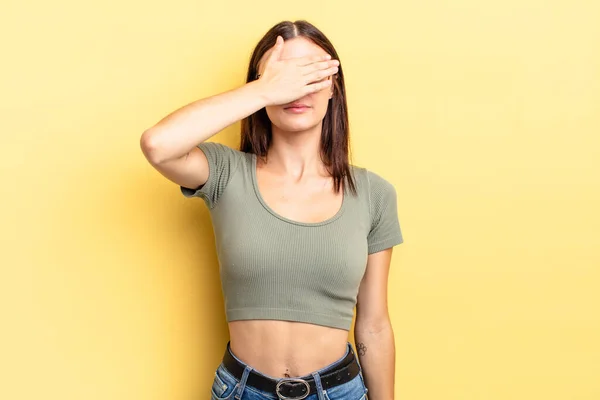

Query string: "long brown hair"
[[240, 20, 357, 196]]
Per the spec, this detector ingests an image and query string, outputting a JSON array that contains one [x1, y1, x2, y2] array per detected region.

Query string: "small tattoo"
[[357, 342, 367, 356]]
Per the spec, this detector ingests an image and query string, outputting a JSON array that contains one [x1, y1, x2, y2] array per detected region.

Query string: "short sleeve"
[[366, 171, 404, 254], [180, 142, 242, 209]]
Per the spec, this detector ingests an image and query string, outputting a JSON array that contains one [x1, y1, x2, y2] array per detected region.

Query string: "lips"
[[284, 102, 310, 109]]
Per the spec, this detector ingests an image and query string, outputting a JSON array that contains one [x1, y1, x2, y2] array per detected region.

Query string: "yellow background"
[[1, 1, 599, 399]]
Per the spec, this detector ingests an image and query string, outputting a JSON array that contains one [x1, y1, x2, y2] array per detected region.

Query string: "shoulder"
[[199, 141, 245, 158], [198, 142, 249, 172], [349, 164, 396, 197], [366, 169, 396, 196]]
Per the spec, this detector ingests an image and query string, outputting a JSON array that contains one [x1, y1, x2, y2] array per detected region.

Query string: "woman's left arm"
[[354, 248, 396, 400]]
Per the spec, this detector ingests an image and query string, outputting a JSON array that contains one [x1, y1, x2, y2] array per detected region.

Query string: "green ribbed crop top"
[[181, 142, 404, 330]]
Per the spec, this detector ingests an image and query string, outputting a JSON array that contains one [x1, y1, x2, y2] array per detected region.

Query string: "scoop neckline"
[[250, 153, 347, 227]]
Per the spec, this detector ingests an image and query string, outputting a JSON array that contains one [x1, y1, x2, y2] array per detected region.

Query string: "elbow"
[[354, 314, 392, 335], [140, 129, 167, 165]]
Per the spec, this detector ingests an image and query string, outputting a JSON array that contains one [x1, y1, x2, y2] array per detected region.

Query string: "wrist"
[[245, 79, 270, 108]]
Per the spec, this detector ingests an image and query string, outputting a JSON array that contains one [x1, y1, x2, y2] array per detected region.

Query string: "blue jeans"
[[210, 341, 368, 400]]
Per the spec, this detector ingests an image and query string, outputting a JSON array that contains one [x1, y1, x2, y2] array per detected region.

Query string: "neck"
[[265, 123, 328, 179]]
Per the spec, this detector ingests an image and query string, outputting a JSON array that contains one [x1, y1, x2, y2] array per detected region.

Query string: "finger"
[[305, 66, 338, 84], [302, 59, 339, 75], [269, 35, 284, 61], [297, 53, 332, 66], [304, 78, 332, 94]]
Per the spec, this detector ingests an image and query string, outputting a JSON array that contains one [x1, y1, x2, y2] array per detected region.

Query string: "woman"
[[140, 20, 403, 400]]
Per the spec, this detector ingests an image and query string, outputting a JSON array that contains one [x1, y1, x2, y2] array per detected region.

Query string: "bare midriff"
[[228, 319, 350, 378]]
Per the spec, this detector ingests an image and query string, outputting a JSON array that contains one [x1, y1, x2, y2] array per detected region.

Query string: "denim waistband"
[[220, 341, 361, 400]]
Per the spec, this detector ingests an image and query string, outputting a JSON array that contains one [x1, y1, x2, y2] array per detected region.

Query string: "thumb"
[[269, 35, 284, 62]]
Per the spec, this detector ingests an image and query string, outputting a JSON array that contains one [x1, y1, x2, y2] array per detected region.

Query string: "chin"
[[276, 121, 318, 132], [271, 110, 328, 133]]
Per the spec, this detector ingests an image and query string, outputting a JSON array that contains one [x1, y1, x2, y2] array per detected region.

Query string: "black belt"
[[222, 342, 361, 399]]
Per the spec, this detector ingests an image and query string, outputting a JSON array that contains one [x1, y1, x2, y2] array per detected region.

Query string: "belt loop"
[[348, 341, 355, 357], [234, 365, 252, 400], [349, 342, 361, 366], [311, 371, 326, 400]]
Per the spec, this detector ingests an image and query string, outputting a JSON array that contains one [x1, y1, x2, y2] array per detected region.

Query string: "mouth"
[[283, 103, 311, 113]]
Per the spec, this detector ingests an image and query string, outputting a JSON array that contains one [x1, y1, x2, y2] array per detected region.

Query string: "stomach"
[[228, 319, 350, 378]]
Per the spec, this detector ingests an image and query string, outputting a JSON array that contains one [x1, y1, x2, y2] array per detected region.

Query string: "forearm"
[[142, 80, 267, 163], [354, 321, 396, 400]]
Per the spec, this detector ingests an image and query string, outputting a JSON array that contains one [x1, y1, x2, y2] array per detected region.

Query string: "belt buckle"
[[275, 378, 310, 400]]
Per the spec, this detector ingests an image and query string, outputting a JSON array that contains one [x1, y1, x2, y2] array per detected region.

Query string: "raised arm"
[[139, 35, 339, 190], [140, 80, 268, 190]]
